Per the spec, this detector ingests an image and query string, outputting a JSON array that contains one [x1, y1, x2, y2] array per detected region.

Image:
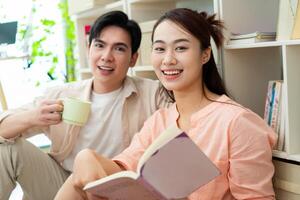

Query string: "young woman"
[[55, 8, 277, 200]]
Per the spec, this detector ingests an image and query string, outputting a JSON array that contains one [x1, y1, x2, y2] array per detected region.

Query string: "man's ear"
[[201, 47, 211, 64], [129, 52, 139, 68], [87, 44, 91, 59]]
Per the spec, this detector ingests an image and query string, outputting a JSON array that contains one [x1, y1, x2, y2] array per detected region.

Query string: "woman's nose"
[[162, 51, 177, 66]]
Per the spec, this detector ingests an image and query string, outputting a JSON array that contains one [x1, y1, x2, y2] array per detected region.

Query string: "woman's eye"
[[153, 47, 165, 52], [175, 46, 188, 51]]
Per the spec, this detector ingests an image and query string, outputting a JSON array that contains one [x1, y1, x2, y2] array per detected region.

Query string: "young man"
[[0, 11, 169, 200]]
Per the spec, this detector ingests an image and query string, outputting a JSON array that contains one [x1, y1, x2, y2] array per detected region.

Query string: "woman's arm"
[[228, 111, 276, 199], [54, 149, 122, 200]]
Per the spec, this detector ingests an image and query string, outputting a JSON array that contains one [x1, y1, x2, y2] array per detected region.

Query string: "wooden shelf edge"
[[129, 0, 176, 4], [79, 68, 92, 73], [0, 55, 29, 61], [272, 150, 300, 162], [225, 39, 300, 50], [133, 65, 154, 72]]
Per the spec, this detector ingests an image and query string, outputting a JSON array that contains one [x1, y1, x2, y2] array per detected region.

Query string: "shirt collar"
[[83, 78, 94, 101], [86, 76, 137, 101], [190, 94, 229, 123], [122, 76, 138, 98], [168, 103, 180, 123], [168, 95, 230, 125]]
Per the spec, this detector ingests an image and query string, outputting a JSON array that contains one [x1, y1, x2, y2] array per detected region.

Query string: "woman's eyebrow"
[[153, 38, 190, 44], [174, 38, 190, 43]]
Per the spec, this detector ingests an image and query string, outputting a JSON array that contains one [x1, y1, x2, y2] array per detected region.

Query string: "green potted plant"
[[18, 0, 77, 87]]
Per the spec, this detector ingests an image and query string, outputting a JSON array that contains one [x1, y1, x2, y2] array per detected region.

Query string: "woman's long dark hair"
[[151, 8, 228, 102]]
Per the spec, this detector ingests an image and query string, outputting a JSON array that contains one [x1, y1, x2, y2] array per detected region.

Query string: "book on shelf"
[[263, 80, 285, 151], [276, 0, 298, 40], [84, 125, 220, 200], [277, 83, 286, 151], [84, 25, 91, 47], [84, 24, 91, 65], [264, 81, 277, 125], [228, 32, 276, 45], [292, 0, 300, 39], [270, 81, 282, 133]]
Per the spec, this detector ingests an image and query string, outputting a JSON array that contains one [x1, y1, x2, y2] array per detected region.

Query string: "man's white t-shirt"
[[63, 87, 125, 171]]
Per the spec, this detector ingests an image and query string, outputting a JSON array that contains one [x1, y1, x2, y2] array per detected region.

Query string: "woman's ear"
[[201, 47, 211, 64], [129, 52, 139, 67]]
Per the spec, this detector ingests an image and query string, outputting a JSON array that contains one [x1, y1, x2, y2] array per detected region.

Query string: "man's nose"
[[101, 48, 114, 62]]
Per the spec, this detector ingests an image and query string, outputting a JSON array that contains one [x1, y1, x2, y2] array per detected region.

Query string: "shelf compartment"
[[131, 65, 157, 80], [223, 46, 282, 117], [72, 0, 124, 19], [284, 44, 300, 154]]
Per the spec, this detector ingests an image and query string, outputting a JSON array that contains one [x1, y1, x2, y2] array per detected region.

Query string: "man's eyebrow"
[[94, 39, 104, 43], [153, 38, 190, 44], [94, 39, 129, 49]]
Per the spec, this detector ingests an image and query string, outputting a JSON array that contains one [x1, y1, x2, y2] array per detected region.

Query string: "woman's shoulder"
[[217, 96, 273, 133], [208, 95, 265, 127], [215, 95, 251, 115]]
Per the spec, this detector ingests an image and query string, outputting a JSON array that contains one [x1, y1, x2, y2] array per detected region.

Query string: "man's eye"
[[95, 43, 104, 48], [115, 47, 126, 52]]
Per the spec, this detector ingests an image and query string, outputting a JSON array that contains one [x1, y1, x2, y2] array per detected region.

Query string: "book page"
[[137, 125, 182, 173], [85, 175, 157, 200], [84, 171, 138, 190]]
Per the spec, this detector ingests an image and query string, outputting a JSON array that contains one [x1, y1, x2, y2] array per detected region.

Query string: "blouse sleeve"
[[228, 110, 277, 199]]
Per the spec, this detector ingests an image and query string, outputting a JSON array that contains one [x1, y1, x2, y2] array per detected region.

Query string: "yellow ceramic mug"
[[62, 97, 91, 126]]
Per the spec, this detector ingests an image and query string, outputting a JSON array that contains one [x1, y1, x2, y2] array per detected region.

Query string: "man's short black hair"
[[89, 11, 142, 54]]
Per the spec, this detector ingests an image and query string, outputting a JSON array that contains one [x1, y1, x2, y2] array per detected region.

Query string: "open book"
[[84, 125, 220, 200]]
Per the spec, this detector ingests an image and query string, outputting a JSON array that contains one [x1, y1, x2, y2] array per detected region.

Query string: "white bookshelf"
[[219, 0, 300, 156], [219, 0, 300, 198]]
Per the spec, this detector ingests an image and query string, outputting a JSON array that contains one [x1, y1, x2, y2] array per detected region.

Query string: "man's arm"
[[0, 99, 63, 139]]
